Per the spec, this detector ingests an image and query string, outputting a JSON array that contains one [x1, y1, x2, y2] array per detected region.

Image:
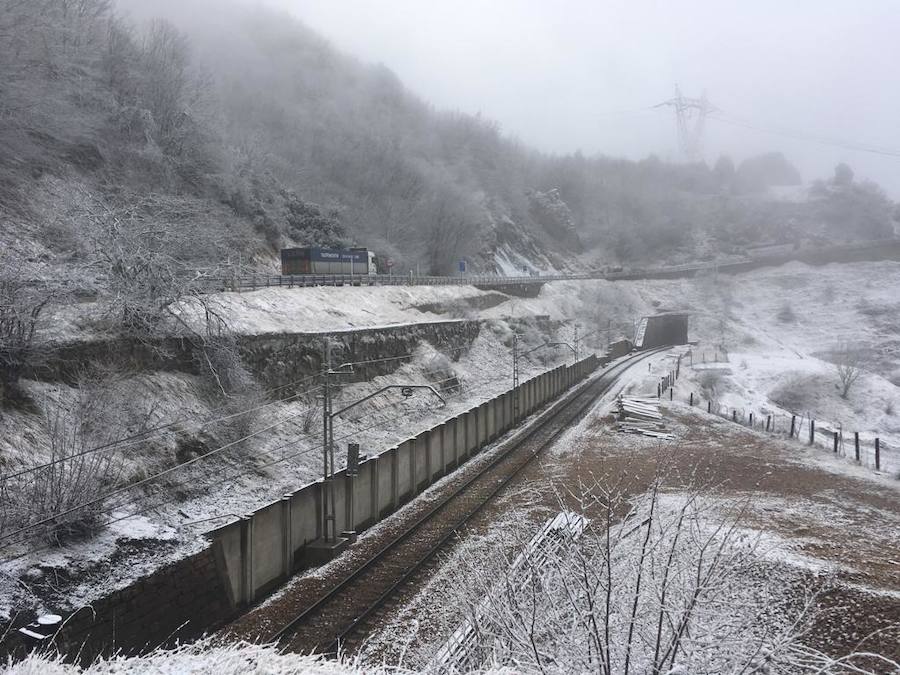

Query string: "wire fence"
[[657, 355, 897, 478]]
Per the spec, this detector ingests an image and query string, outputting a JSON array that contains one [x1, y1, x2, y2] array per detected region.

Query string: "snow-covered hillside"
[[3, 259, 898, 644]]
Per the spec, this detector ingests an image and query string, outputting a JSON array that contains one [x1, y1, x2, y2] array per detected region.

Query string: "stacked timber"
[[616, 396, 675, 440]]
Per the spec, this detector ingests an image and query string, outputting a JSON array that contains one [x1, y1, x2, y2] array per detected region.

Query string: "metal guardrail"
[[196, 237, 900, 293], [42, 237, 878, 295]]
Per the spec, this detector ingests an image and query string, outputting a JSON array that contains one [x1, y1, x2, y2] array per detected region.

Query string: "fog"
[[214, 0, 898, 196], [114, 0, 900, 194]]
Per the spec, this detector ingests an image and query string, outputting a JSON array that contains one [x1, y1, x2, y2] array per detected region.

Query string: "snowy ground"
[[3, 259, 899, 649], [358, 348, 900, 670], [0, 319, 567, 622]]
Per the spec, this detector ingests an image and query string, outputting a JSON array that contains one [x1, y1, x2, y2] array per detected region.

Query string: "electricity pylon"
[[654, 86, 717, 162]]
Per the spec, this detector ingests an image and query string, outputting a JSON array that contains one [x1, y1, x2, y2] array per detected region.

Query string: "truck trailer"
[[281, 247, 377, 276]]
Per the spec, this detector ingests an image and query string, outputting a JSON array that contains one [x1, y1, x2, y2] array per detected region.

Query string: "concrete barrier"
[[442, 420, 456, 472], [414, 432, 429, 490], [205, 354, 601, 607], [24, 351, 609, 662], [377, 450, 395, 517], [396, 439, 414, 501]]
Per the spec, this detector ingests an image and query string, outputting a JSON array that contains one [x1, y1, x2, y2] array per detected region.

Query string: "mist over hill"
[[1, 0, 897, 281]]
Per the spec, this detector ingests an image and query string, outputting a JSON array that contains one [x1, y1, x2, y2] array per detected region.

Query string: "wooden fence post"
[[854, 432, 860, 462], [766, 415, 771, 432], [657, 383, 661, 398], [875, 438, 881, 471], [689, 392, 694, 406], [707, 400, 712, 413], [790, 415, 796, 438], [809, 420, 815, 445], [749, 412, 754, 427], [833, 431, 839, 454], [732, 410, 737, 422], [669, 388, 673, 401]]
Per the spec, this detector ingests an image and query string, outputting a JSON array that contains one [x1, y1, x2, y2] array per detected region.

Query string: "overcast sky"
[[121, 0, 900, 196], [251, 0, 899, 195]]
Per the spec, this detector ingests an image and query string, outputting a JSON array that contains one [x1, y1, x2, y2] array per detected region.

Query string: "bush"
[[776, 302, 796, 323], [698, 370, 724, 399], [0, 257, 52, 403], [194, 334, 262, 441], [1, 381, 126, 545]]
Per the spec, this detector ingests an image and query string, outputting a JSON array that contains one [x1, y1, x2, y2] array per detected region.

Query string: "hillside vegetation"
[[2, 0, 898, 283]]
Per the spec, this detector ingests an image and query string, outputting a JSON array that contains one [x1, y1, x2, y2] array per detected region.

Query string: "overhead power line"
[[707, 113, 900, 160]]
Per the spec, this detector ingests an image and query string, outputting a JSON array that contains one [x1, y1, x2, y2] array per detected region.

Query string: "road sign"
[[386, 258, 394, 268], [458, 260, 467, 273]]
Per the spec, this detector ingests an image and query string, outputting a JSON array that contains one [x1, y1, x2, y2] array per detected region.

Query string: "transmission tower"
[[654, 86, 717, 161]]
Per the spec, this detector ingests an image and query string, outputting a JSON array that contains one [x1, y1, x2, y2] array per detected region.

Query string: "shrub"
[[776, 302, 796, 323], [194, 334, 262, 441], [2, 381, 126, 545]]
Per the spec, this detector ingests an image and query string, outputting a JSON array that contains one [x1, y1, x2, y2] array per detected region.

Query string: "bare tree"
[[1, 375, 129, 545], [74, 192, 232, 347], [417, 186, 480, 275], [834, 342, 863, 399], [437, 478, 898, 674], [0, 256, 52, 401]]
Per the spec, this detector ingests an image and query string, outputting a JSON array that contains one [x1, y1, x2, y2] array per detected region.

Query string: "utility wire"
[[1, 338, 482, 482], [708, 113, 900, 160], [0, 341, 562, 552]]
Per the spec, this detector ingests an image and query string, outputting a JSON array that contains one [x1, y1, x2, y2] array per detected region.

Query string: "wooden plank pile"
[[616, 396, 675, 440]]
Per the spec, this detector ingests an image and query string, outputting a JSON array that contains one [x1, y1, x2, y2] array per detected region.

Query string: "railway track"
[[269, 347, 667, 656]]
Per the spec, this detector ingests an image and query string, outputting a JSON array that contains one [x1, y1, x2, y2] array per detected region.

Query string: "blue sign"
[[458, 260, 467, 273]]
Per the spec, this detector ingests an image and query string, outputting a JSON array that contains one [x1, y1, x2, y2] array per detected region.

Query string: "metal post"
[[513, 333, 520, 423], [689, 392, 694, 406], [732, 410, 737, 422], [669, 387, 673, 401], [321, 340, 335, 543], [707, 400, 711, 413], [875, 438, 881, 470], [766, 415, 771, 432], [854, 432, 860, 462], [809, 420, 815, 445], [749, 412, 754, 427], [833, 431, 839, 454], [790, 415, 796, 437], [574, 324, 579, 363]]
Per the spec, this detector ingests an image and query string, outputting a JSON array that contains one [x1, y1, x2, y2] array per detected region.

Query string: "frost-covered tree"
[[440, 479, 897, 674]]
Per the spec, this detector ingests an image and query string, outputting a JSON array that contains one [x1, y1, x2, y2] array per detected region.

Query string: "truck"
[[280, 247, 377, 276]]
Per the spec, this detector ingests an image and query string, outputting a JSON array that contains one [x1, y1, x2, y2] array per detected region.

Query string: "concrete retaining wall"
[[11, 354, 600, 661], [206, 354, 600, 610]]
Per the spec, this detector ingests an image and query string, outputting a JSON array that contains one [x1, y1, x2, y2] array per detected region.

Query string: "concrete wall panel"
[[211, 520, 242, 604], [489, 398, 498, 439], [330, 469, 347, 536], [414, 432, 429, 490], [397, 439, 413, 499], [251, 500, 282, 597], [377, 448, 394, 515], [477, 402, 489, 448], [466, 410, 478, 455], [351, 459, 374, 530], [427, 428, 442, 482], [290, 482, 320, 556], [452, 415, 466, 464], [442, 419, 455, 471]]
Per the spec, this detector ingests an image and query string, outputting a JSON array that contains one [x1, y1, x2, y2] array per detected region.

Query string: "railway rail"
[[265, 347, 667, 656]]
